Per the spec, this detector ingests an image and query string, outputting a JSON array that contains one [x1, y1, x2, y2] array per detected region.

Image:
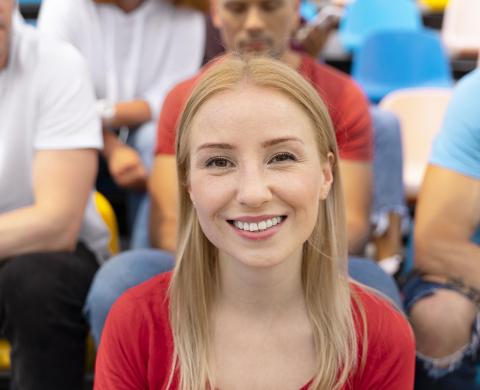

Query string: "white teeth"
[[233, 216, 284, 232]]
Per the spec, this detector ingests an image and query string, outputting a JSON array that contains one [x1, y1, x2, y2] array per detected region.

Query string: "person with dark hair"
[[38, 0, 205, 248]]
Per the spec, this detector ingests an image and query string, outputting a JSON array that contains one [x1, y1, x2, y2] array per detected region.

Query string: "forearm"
[[102, 129, 124, 159], [149, 203, 176, 253], [415, 237, 480, 289], [0, 206, 78, 259], [149, 155, 178, 253], [346, 218, 370, 255], [109, 100, 151, 129]]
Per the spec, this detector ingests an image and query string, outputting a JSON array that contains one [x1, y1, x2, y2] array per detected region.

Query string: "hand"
[[296, 14, 339, 58], [107, 144, 147, 191]]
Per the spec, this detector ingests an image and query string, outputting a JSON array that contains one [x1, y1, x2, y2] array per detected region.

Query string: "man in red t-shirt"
[[149, 0, 373, 255]]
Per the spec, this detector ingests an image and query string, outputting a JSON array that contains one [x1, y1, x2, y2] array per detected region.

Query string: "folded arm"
[[414, 164, 480, 288], [149, 155, 178, 253], [339, 160, 372, 255]]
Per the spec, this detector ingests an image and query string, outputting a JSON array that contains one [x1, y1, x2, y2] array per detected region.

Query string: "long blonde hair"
[[169, 55, 364, 390]]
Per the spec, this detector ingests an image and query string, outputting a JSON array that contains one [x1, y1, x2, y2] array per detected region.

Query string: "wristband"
[[96, 99, 116, 125]]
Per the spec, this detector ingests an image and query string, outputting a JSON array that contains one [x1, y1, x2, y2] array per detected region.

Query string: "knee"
[[409, 290, 477, 359], [85, 249, 174, 318]]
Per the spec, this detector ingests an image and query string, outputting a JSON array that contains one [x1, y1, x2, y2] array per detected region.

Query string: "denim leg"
[[129, 194, 151, 249], [348, 256, 403, 309], [127, 121, 156, 248], [403, 274, 480, 389], [369, 106, 408, 236], [127, 121, 156, 172], [84, 249, 174, 346]]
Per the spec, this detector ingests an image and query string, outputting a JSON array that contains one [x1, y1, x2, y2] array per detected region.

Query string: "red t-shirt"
[[95, 272, 415, 390], [154, 54, 373, 161]]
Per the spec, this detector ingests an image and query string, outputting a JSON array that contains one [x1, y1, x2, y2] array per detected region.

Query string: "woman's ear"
[[319, 152, 334, 200]]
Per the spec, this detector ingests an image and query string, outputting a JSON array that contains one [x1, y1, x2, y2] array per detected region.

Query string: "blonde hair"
[[169, 55, 365, 390]]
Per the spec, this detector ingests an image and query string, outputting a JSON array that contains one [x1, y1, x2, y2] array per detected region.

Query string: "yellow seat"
[[93, 191, 120, 255], [419, 0, 449, 11], [0, 340, 10, 371]]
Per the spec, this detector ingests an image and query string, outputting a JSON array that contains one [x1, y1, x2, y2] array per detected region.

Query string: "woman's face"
[[187, 84, 333, 271]]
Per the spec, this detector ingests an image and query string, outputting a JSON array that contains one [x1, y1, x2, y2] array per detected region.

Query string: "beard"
[[235, 36, 281, 59]]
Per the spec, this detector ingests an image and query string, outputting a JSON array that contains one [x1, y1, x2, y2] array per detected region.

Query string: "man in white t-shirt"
[[0, 1, 109, 388], [38, 0, 205, 248]]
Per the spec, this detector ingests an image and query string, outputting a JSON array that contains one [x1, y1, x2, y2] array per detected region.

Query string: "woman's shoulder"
[[95, 274, 174, 388], [350, 282, 412, 341], [348, 283, 416, 389], [122, 271, 173, 301], [108, 271, 173, 331]]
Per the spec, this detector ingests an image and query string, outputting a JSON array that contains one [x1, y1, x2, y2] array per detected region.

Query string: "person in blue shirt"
[[404, 69, 480, 389]]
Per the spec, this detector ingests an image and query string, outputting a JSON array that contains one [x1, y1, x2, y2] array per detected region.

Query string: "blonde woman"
[[94, 56, 415, 390]]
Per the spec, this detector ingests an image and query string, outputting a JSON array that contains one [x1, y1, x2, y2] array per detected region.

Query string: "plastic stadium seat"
[[379, 87, 452, 201], [419, 0, 449, 11], [339, 0, 422, 52], [352, 29, 453, 102], [93, 191, 120, 255], [442, 0, 480, 56]]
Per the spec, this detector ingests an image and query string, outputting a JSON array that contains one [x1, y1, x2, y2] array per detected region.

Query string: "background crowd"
[[0, 0, 479, 388]]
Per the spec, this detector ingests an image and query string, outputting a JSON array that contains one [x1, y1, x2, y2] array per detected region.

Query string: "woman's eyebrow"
[[261, 137, 305, 148], [195, 137, 304, 153], [196, 143, 234, 153]]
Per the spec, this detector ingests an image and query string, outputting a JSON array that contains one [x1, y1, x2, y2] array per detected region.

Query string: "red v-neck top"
[[95, 272, 415, 390]]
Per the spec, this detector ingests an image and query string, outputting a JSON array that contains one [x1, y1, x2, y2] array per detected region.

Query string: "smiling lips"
[[233, 216, 284, 232]]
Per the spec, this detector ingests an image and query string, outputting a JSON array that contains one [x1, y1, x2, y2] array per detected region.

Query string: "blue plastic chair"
[[339, 0, 422, 52], [352, 29, 453, 103], [18, 0, 42, 4]]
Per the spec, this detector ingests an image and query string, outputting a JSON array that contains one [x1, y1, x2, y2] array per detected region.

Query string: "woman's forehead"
[[189, 85, 316, 143]]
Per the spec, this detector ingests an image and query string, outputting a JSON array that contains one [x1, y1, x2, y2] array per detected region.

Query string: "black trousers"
[[0, 243, 98, 390]]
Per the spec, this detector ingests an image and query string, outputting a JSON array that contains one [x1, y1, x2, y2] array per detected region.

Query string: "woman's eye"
[[205, 157, 233, 168], [269, 152, 296, 164]]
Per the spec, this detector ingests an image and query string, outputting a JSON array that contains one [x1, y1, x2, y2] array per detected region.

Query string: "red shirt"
[[154, 54, 373, 161], [95, 272, 415, 390]]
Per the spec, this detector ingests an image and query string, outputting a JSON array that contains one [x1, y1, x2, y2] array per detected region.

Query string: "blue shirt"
[[430, 69, 480, 243]]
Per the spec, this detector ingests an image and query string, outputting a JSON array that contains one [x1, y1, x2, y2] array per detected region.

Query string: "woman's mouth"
[[228, 216, 286, 232]]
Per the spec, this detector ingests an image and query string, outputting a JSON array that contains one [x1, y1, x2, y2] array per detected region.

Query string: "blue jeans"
[[403, 273, 480, 389], [83, 249, 174, 345], [84, 253, 401, 346], [370, 106, 408, 237], [126, 121, 156, 249]]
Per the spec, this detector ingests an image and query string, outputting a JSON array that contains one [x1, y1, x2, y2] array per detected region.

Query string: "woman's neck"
[[216, 254, 305, 317]]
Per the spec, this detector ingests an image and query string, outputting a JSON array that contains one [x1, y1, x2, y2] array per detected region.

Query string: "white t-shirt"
[[0, 18, 110, 261], [38, 0, 205, 120]]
